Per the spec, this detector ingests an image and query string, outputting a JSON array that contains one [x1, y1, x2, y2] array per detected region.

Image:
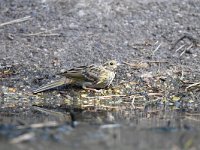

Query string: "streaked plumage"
[[33, 60, 119, 93]]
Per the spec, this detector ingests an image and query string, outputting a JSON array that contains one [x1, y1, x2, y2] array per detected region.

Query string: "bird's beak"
[[118, 61, 127, 66], [117, 62, 121, 66]]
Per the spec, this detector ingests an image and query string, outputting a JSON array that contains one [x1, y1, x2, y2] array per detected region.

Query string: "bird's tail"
[[33, 78, 67, 94]]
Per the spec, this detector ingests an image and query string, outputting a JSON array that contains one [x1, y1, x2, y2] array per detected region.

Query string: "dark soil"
[[0, 0, 200, 149]]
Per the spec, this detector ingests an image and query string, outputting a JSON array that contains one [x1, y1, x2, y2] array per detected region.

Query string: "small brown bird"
[[33, 60, 119, 93]]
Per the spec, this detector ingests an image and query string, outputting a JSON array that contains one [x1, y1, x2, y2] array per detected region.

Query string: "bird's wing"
[[59, 65, 87, 80], [59, 64, 101, 81], [82, 65, 104, 82]]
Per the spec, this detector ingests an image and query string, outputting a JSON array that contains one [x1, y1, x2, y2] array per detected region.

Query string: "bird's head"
[[103, 60, 120, 71]]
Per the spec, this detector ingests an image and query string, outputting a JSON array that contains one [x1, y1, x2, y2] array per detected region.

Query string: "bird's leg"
[[105, 83, 114, 89], [82, 82, 102, 92]]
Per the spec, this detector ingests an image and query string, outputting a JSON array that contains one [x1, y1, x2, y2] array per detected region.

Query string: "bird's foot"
[[85, 88, 103, 93]]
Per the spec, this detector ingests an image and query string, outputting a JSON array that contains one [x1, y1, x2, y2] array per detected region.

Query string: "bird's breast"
[[97, 70, 115, 88]]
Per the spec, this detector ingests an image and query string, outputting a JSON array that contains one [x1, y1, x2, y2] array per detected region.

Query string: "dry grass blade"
[[186, 82, 200, 91], [22, 28, 60, 36], [123, 60, 168, 68], [185, 116, 200, 122], [0, 16, 32, 27], [180, 43, 193, 56], [123, 61, 149, 69]]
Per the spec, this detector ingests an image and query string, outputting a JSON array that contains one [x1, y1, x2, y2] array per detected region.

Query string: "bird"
[[33, 60, 119, 93]]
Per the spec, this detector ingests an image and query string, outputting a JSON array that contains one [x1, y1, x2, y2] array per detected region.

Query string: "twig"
[[145, 60, 168, 63], [180, 43, 193, 56], [123, 60, 168, 66], [10, 132, 35, 144], [175, 44, 186, 52], [154, 41, 159, 45], [82, 105, 118, 110], [144, 99, 161, 106], [23, 33, 60, 37], [85, 93, 163, 100], [0, 16, 32, 27], [186, 82, 200, 91], [85, 94, 127, 99], [185, 112, 200, 116], [152, 42, 162, 55], [131, 96, 136, 109], [81, 104, 97, 107], [97, 105, 119, 109], [186, 43, 194, 50], [185, 116, 200, 122], [148, 93, 163, 96], [17, 121, 59, 129], [100, 124, 121, 129], [171, 33, 199, 50], [32, 106, 66, 118]]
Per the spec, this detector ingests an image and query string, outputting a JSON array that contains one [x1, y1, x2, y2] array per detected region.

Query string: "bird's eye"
[[110, 62, 114, 65]]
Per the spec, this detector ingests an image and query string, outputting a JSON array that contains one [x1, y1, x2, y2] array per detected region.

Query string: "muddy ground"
[[0, 0, 200, 149]]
